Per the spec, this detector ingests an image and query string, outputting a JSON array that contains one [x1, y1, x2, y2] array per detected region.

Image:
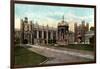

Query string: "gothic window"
[[39, 31, 42, 39], [44, 31, 46, 39], [53, 31, 56, 40], [34, 30, 37, 38], [48, 31, 51, 39]]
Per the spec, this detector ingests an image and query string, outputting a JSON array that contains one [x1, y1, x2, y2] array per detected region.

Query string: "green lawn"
[[58, 44, 94, 51], [15, 46, 47, 66]]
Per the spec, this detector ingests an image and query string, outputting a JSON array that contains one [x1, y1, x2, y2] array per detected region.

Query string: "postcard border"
[[11, 0, 96, 68]]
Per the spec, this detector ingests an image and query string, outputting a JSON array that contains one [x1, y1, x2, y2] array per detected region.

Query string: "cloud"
[[15, 11, 94, 32], [15, 4, 94, 32], [63, 12, 94, 24]]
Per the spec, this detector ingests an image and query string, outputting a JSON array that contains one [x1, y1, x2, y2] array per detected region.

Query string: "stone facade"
[[85, 31, 94, 44], [57, 16, 69, 45], [74, 21, 89, 43], [20, 16, 75, 46], [20, 17, 57, 45], [15, 17, 94, 45]]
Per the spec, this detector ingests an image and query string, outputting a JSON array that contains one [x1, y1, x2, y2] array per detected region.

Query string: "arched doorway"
[[23, 39, 28, 44], [45, 40, 47, 44]]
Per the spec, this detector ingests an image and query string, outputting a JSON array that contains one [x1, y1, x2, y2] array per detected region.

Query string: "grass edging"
[[57, 44, 94, 51], [15, 46, 48, 65]]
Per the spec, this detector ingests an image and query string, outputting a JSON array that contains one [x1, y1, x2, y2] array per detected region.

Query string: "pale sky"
[[15, 3, 94, 31]]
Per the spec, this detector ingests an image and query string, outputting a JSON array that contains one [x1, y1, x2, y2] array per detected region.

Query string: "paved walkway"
[[42, 45, 94, 59], [23, 44, 95, 64]]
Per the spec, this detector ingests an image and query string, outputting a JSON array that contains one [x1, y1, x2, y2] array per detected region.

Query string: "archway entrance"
[[23, 39, 28, 44], [45, 40, 47, 44]]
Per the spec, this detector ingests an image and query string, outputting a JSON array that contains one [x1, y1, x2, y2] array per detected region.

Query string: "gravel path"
[[24, 44, 95, 64]]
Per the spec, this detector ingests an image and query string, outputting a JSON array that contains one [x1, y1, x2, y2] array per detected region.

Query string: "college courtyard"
[[14, 17, 95, 66], [14, 44, 95, 66]]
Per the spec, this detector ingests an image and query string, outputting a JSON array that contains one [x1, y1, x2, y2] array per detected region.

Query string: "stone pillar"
[[66, 34, 69, 45], [31, 23, 34, 45], [60, 31, 62, 40], [30, 33, 33, 44], [51, 30, 53, 40], [20, 19, 24, 44], [46, 30, 48, 44], [56, 31, 58, 40], [31, 33, 34, 44], [46, 25, 49, 45], [37, 30, 39, 39], [42, 30, 45, 44], [37, 30, 39, 45], [42, 30, 44, 39]]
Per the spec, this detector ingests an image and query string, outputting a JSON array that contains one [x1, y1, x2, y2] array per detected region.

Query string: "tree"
[[89, 35, 95, 45], [90, 26, 95, 31]]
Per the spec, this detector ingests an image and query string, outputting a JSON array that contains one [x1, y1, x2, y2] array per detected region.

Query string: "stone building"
[[20, 17, 57, 45], [57, 16, 69, 45], [74, 21, 89, 43], [85, 31, 94, 44], [19, 16, 75, 46], [15, 29, 21, 44], [68, 31, 74, 44]]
